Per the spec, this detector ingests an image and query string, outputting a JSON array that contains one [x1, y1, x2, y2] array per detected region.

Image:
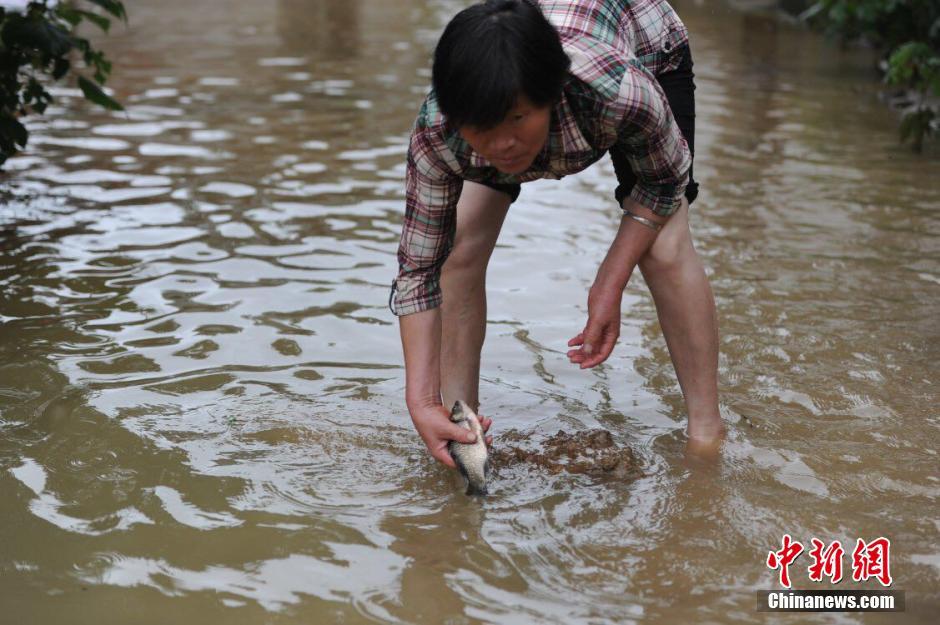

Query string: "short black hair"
[[432, 0, 570, 130]]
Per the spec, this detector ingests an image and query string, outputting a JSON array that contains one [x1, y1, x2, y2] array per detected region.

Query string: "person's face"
[[457, 96, 551, 174]]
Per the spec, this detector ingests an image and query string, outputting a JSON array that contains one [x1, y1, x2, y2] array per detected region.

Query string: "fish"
[[447, 400, 490, 496]]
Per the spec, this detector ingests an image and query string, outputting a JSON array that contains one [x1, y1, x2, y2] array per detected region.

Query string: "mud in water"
[[491, 429, 642, 479]]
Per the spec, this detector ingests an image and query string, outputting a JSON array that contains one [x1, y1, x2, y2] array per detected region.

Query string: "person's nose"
[[488, 131, 517, 155]]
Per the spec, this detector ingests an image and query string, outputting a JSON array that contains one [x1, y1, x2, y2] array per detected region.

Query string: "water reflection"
[[278, 0, 361, 59]]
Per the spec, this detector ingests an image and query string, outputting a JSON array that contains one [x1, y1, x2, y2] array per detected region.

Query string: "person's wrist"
[[592, 266, 628, 298], [406, 393, 443, 415], [621, 197, 668, 222], [621, 209, 663, 232]]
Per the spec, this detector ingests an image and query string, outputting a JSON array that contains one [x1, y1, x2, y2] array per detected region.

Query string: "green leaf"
[[77, 75, 123, 111], [0, 114, 29, 148], [55, 5, 83, 27], [899, 108, 934, 152], [85, 0, 127, 22], [52, 56, 70, 80], [75, 10, 112, 33], [24, 77, 44, 103], [1, 13, 73, 58], [885, 41, 931, 86]]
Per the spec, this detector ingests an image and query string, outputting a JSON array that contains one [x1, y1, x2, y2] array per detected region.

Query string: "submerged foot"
[[685, 417, 725, 462]]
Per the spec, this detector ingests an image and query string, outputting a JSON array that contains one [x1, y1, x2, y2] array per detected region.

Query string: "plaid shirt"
[[391, 0, 692, 316]]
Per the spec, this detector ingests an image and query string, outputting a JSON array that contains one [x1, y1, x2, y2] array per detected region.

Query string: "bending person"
[[390, 0, 723, 467]]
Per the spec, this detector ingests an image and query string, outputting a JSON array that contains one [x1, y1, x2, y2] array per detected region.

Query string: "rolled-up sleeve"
[[389, 123, 463, 316], [615, 63, 691, 217]]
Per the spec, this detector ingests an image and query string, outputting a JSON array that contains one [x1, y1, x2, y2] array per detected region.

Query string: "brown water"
[[1, 1, 938, 623]]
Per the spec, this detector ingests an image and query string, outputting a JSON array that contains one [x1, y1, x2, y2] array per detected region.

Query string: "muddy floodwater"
[[1, 1, 938, 623]]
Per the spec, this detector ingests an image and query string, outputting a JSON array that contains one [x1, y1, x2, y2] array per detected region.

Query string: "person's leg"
[[637, 197, 723, 441], [439, 181, 513, 411], [611, 45, 720, 440]]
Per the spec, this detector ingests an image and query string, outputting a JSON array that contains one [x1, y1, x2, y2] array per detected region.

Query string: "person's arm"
[[399, 308, 479, 467], [567, 198, 664, 367], [391, 118, 486, 466], [567, 63, 691, 368]]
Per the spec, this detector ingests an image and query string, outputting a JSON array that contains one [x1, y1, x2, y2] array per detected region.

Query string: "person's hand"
[[567, 284, 622, 369], [409, 404, 493, 468]]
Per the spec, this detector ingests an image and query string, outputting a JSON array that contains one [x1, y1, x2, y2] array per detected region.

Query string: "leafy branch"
[[802, 0, 940, 151], [0, 0, 126, 166]]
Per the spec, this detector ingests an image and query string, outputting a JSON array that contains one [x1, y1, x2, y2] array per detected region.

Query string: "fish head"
[[450, 400, 471, 425]]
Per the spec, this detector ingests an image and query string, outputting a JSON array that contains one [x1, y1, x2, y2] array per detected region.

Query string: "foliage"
[[0, 0, 126, 166], [802, 0, 940, 151]]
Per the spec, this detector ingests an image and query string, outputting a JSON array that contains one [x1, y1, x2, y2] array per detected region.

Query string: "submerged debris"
[[490, 429, 641, 479]]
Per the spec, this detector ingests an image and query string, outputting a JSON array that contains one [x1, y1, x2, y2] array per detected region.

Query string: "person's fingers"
[[444, 423, 478, 444], [569, 347, 588, 363], [581, 318, 604, 357], [581, 325, 618, 368], [485, 435, 493, 446], [597, 329, 617, 363], [581, 344, 609, 368], [599, 328, 618, 358], [568, 328, 590, 361], [431, 445, 457, 468], [480, 416, 492, 432], [428, 420, 482, 467], [581, 355, 603, 368]]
